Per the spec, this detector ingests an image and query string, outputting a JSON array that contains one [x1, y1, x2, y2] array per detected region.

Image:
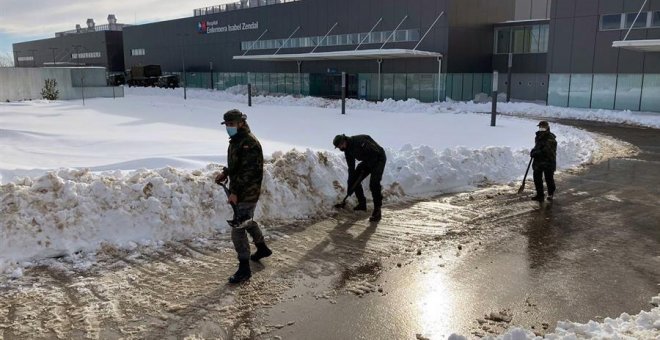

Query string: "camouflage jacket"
[[222, 125, 264, 203], [344, 135, 386, 175], [531, 130, 557, 171]]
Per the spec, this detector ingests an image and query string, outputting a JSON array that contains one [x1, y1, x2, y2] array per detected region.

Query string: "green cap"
[[333, 134, 347, 148], [222, 109, 246, 125]]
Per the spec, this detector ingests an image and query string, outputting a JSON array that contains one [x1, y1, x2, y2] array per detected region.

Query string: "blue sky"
[[0, 0, 231, 58]]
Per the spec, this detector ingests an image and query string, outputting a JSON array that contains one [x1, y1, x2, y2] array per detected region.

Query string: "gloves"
[[530, 148, 539, 158], [215, 172, 227, 185]]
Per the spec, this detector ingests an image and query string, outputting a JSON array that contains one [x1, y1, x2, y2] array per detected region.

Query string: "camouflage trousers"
[[230, 202, 265, 261]]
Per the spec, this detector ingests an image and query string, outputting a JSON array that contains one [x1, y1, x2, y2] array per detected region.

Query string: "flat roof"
[[612, 39, 660, 52], [233, 48, 443, 61]]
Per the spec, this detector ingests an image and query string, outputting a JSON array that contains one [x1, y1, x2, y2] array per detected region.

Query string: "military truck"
[[127, 65, 162, 87]]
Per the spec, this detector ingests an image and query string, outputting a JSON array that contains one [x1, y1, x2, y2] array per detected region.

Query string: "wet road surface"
[[0, 121, 657, 339], [260, 120, 660, 339]]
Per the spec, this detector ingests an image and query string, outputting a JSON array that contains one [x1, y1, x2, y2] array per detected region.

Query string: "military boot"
[[250, 242, 272, 261], [228, 260, 251, 284], [369, 207, 382, 222], [353, 201, 367, 211]]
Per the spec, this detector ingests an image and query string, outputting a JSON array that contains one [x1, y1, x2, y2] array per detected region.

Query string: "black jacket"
[[343, 135, 386, 176], [531, 130, 557, 171]]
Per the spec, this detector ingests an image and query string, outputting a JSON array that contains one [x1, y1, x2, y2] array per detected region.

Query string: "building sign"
[[197, 20, 259, 34]]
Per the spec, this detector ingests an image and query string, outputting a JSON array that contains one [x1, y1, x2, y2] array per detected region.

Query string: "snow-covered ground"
[[454, 293, 660, 339], [1, 87, 603, 268]]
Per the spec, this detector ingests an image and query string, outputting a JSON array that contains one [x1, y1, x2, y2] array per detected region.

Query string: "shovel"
[[335, 171, 369, 209], [517, 157, 533, 194]]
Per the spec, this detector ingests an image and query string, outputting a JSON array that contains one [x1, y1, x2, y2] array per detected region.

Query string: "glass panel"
[[641, 74, 660, 112], [539, 24, 549, 52], [495, 28, 511, 54], [548, 74, 570, 107], [395, 30, 407, 42], [406, 74, 420, 100], [393, 74, 407, 100], [382, 74, 394, 99], [568, 74, 592, 108], [615, 74, 642, 111], [419, 74, 435, 102], [601, 14, 622, 30], [530, 25, 541, 53], [653, 11, 660, 27], [462, 73, 473, 101], [513, 28, 525, 53], [482, 73, 492, 94], [522, 27, 532, 53], [625, 12, 648, 28], [445, 73, 453, 100], [590, 74, 616, 109], [451, 74, 463, 101], [472, 73, 484, 95]]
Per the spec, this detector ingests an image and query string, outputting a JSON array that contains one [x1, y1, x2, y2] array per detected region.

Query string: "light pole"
[[178, 33, 190, 100], [209, 61, 213, 90]]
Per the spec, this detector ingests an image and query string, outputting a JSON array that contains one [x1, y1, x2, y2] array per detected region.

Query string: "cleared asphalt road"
[[261, 120, 660, 339]]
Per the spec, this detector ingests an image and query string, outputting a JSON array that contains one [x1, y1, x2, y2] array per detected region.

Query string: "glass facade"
[[548, 74, 570, 107], [494, 24, 549, 54], [641, 74, 660, 112], [568, 74, 592, 108], [615, 74, 643, 111], [242, 29, 420, 51], [591, 74, 617, 110], [177, 71, 660, 113]]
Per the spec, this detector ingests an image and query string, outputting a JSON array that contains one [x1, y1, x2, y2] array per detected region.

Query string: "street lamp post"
[[178, 34, 189, 100]]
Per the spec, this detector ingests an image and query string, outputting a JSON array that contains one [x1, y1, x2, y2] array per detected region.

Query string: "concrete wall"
[[0, 67, 123, 102]]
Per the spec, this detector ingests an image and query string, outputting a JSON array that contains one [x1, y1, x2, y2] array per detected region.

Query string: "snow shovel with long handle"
[[335, 171, 369, 209], [517, 157, 533, 194]]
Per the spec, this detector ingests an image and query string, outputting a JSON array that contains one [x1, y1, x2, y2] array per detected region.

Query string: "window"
[[601, 14, 622, 30], [131, 48, 145, 56], [513, 28, 525, 53], [72, 52, 101, 59], [625, 12, 648, 28], [394, 30, 407, 42], [17, 56, 34, 61], [539, 24, 549, 52], [495, 28, 511, 54], [652, 11, 660, 27], [529, 25, 541, 53]]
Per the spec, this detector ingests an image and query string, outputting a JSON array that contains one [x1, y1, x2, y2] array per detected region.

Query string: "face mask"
[[538, 127, 547, 132], [226, 127, 238, 137]]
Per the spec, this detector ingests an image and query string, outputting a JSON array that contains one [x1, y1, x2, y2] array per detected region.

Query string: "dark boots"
[[369, 206, 382, 222], [531, 194, 545, 202], [250, 242, 272, 261], [353, 201, 367, 211], [228, 259, 251, 284]]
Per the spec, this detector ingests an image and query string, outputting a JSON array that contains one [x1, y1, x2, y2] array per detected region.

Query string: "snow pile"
[[451, 294, 660, 339], [130, 87, 660, 128], [1, 125, 595, 269]]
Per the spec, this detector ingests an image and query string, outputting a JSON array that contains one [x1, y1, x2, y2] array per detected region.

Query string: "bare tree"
[[0, 52, 15, 67]]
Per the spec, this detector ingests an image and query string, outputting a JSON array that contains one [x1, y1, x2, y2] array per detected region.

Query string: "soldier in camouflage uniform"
[[215, 109, 272, 284], [530, 121, 557, 202], [333, 134, 387, 222]]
